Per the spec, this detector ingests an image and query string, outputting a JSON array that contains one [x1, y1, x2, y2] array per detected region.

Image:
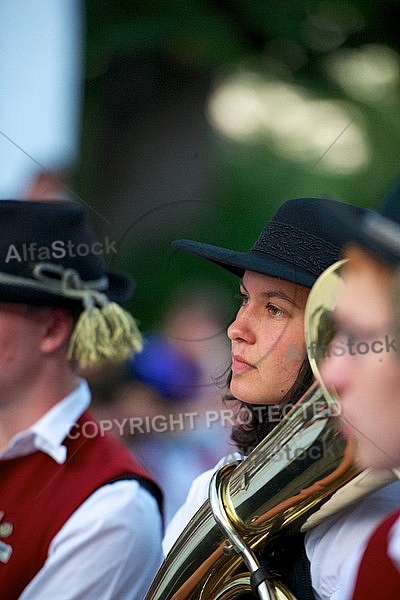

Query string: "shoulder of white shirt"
[[0, 379, 90, 464]]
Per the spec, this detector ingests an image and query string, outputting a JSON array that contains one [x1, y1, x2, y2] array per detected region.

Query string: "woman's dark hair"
[[224, 360, 314, 455]]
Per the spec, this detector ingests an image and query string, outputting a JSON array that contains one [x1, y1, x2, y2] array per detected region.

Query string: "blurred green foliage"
[[80, 0, 400, 330]]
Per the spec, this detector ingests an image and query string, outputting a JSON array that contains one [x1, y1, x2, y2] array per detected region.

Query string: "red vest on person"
[[0, 410, 162, 599], [352, 508, 400, 599]]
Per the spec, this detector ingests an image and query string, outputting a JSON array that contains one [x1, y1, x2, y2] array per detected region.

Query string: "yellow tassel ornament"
[[68, 300, 143, 369]]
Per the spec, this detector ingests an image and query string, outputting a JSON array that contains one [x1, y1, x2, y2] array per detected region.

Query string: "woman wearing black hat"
[[162, 197, 400, 600], [317, 180, 400, 599]]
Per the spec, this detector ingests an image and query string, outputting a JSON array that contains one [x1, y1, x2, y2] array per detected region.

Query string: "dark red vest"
[[0, 411, 162, 599], [352, 508, 400, 599]]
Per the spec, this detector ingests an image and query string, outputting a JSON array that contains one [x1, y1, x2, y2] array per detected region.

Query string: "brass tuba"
[[145, 261, 393, 600]]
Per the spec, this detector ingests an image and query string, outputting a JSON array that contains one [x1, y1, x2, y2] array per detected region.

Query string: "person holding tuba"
[[163, 196, 400, 600], [316, 177, 400, 599]]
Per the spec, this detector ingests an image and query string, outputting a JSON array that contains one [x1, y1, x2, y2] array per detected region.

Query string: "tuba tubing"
[[144, 381, 358, 600]]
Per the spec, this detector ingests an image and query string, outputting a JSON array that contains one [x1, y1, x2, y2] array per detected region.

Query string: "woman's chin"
[[230, 382, 275, 406]]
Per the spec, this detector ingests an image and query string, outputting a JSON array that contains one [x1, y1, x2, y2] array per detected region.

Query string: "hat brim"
[[314, 203, 400, 267], [107, 268, 135, 303], [172, 239, 319, 288]]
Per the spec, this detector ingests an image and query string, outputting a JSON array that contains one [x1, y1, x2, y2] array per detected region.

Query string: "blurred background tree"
[[76, 0, 400, 331]]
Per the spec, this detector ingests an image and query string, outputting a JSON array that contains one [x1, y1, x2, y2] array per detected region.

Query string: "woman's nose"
[[227, 309, 256, 344]]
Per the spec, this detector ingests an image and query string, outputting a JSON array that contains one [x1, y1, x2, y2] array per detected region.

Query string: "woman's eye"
[[236, 292, 249, 306], [267, 304, 285, 317]]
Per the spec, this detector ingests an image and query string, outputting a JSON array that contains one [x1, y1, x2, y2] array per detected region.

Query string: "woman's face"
[[227, 270, 309, 405], [321, 251, 400, 470]]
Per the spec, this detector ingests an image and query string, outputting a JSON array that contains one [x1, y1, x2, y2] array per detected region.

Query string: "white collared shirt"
[[1, 380, 163, 600]]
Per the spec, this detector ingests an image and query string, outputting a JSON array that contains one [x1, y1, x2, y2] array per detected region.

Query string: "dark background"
[[75, 0, 400, 331]]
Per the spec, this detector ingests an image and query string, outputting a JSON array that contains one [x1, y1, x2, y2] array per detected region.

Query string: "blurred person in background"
[[316, 178, 400, 599], [159, 280, 233, 450], [162, 196, 400, 600], [88, 330, 231, 525], [0, 200, 163, 599]]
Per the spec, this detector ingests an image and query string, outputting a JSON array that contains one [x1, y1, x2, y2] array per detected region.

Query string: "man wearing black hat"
[[0, 200, 163, 599], [317, 179, 400, 599], [162, 196, 400, 600]]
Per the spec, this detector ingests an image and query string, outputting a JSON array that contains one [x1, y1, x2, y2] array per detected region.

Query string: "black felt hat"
[[310, 178, 400, 267], [0, 199, 133, 308], [172, 198, 361, 288], [0, 200, 143, 368]]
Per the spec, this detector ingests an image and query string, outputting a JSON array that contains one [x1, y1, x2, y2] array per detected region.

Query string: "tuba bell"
[[145, 261, 395, 600]]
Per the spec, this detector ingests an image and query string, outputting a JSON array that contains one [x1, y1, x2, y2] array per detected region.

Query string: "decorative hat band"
[[252, 220, 341, 277], [0, 262, 108, 303]]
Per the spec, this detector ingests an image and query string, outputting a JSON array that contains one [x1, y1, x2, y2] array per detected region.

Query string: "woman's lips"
[[231, 354, 255, 374]]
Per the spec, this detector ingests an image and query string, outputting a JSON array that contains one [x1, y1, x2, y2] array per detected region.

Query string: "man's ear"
[[39, 308, 76, 355]]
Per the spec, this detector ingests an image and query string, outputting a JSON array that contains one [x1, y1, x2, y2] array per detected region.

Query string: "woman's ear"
[[38, 308, 75, 355]]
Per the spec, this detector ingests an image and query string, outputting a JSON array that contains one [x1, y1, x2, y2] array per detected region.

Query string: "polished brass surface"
[[304, 259, 347, 395]]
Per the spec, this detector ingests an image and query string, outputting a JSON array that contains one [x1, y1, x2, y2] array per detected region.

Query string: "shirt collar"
[[0, 380, 91, 464]]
